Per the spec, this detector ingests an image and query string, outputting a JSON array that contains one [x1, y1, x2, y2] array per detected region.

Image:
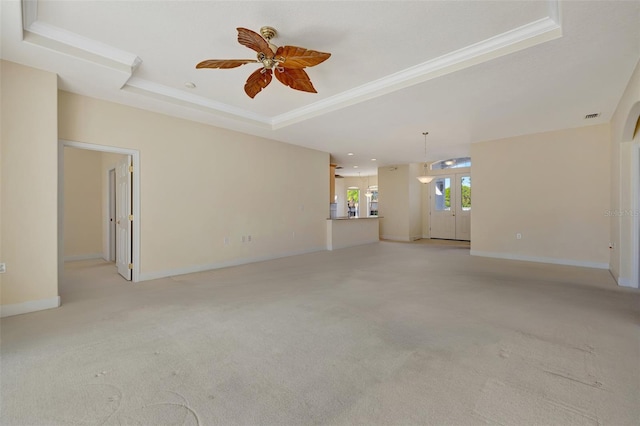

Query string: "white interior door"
[[109, 168, 116, 262], [116, 155, 132, 280], [430, 176, 456, 239]]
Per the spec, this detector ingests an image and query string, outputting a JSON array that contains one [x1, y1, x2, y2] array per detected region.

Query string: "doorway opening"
[[58, 140, 140, 284]]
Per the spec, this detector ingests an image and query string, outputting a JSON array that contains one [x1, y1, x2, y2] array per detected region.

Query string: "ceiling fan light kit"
[[196, 26, 331, 98]]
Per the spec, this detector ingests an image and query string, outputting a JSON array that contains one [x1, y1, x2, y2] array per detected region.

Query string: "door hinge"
[[128, 263, 133, 270], [129, 165, 134, 173], [128, 214, 134, 221]]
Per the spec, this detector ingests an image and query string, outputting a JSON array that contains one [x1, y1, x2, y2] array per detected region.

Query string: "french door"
[[429, 173, 471, 241]]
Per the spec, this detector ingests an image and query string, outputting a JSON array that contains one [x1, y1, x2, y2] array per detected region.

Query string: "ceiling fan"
[[196, 27, 331, 98]]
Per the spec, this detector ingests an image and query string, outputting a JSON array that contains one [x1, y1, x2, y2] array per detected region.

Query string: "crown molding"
[[22, 0, 141, 73], [19, 0, 562, 131], [122, 77, 272, 127], [271, 14, 562, 129]]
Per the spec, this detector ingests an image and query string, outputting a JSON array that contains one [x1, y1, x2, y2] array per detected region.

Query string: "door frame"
[[429, 174, 456, 240], [632, 142, 640, 288], [428, 171, 471, 241], [58, 139, 141, 282], [424, 166, 471, 240]]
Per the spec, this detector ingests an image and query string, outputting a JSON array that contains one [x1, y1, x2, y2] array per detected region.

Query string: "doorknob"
[[117, 220, 120, 224]]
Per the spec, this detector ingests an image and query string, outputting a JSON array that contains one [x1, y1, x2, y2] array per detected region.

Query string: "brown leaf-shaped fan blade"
[[244, 68, 272, 98], [275, 46, 331, 69], [274, 67, 317, 93], [196, 59, 258, 69], [237, 27, 272, 56]]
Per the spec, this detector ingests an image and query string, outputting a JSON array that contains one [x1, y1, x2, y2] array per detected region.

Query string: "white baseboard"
[[617, 277, 638, 288], [380, 235, 412, 242], [470, 250, 609, 269], [138, 246, 327, 282], [64, 253, 103, 262], [328, 239, 379, 251], [1, 296, 61, 318]]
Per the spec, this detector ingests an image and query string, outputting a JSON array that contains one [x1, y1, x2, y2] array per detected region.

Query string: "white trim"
[[547, 0, 561, 25], [21, 1, 141, 74], [59, 140, 141, 282], [24, 21, 141, 72], [380, 235, 413, 242], [64, 253, 103, 262], [122, 77, 271, 126], [21, 0, 37, 28], [617, 277, 635, 288], [19, 0, 562, 130], [328, 239, 379, 251], [104, 167, 114, 262], [1, 296, 61, 318], [138, 246, 326, 282], [631, 143, 640, 288], [271, 14, 561, 129], [470, 250, 609, 270]]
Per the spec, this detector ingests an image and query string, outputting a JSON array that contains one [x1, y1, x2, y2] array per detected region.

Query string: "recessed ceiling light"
[[353, 165, 359, 168], [371, 158, 377, 161], [184, 82, 196, 89], [347, 152, 354, 156]]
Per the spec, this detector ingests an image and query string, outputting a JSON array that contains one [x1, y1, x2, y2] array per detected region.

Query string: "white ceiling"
[[2, 0, 639, 176]]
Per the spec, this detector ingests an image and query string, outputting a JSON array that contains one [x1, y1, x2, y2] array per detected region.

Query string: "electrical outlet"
[[0, 263, 6, 273], [223, 237, 229, 246], [516, 233, 522, 240], [247, 235, 252, 242]]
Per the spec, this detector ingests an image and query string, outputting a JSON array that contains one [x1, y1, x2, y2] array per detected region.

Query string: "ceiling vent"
[[584, 113, 600, 119]]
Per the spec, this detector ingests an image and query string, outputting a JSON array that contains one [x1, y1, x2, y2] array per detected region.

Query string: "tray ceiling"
[[2, 0, 639, 175]]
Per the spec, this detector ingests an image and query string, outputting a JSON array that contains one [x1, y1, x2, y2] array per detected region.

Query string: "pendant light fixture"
[[365, 174, 373, 198], [417, 132, 434, 184]]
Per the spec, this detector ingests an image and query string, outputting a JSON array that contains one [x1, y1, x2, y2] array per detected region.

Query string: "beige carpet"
[[1, 241, 639, 425]]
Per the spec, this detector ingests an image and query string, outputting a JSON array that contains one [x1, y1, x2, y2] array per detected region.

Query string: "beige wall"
[[379, 165, 409, 240], [0, 60, 59, 309], [408, 163, 422, 240], [378, 165, 420, 241], [63, 147, 102, 259], [471, 124, 611, 267], [58, 91, 329, 280], [609, 58, 640, 286]]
